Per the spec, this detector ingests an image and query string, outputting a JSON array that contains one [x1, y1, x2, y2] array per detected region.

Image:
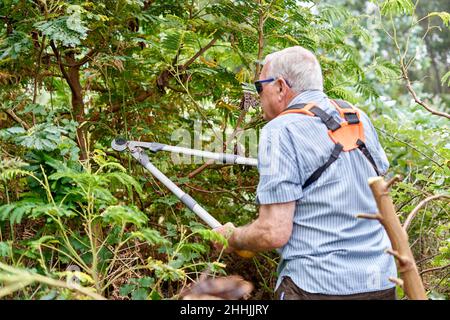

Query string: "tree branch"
[[182, 36, 218, 70], [5, 109, 30, 130], [157, 36, 219, 91], [400, 61, 450, 119], [50, 41, 74, 92], [419, 263, 450, 276], [254, 1, 265, 80], [88, 89, 155, 123], [0, 262, 106, 300], [63, 49, 98, 68], [403, 194, 450, 231]]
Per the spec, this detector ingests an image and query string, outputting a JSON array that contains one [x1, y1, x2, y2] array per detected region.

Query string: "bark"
[[50, 41, 88, 160], [361, 177, 427, 300], [65, 52, 88, 161]]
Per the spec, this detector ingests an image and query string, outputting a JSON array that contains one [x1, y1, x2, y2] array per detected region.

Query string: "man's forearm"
[[229, 220, 279, 252], [224, 202, 295, 252]]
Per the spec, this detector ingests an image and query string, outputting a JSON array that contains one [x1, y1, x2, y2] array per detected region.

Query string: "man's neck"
[[287, 89, 326, 108]]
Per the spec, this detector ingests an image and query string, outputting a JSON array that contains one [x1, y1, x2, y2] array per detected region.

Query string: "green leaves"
[[371, 58, 401, 83], [0, 31, 32, 60], [427, 11, 450, 28], [379, 0, 415, 16], [0, 200, 76, 225], [147, 257, 185, 282], [441, 71, 450, 87], [101, 205, 148, 227], [34, 5, 89, 47], [0, 123, 71, 152], [0, 242, 11, 258], [130, 228, 170, 246], [18, 124, 68, 151], [119, 277, 155, 300]]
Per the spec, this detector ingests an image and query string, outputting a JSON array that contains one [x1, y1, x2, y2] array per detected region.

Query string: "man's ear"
[[277, 78, 284, 92]]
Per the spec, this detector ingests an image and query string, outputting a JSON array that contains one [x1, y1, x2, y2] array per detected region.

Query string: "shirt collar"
[[287, 90, 329, 110]]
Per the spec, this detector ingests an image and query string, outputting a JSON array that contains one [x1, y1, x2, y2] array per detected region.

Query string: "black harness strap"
[[309, 107, 341, 131], [356, 139, 381, 176], [287, 103, 309, 110], [284, 100, 381, 189], [303, 143, 344, 189], [333, 99, 359, 124], [287, 103, 341, 131]]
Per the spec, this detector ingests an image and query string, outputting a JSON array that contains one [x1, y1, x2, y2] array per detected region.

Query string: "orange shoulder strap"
[[278, 102, 318, 117]]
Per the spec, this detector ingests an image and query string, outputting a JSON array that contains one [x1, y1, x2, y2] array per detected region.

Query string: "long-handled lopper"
[[111, 138, 256, 258]]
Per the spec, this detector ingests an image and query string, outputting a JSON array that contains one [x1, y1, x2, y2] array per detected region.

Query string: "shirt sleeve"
[[256, 125, 304, 205]]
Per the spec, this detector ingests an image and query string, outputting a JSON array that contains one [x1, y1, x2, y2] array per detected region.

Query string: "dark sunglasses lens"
[[254, 82, 262, 94]]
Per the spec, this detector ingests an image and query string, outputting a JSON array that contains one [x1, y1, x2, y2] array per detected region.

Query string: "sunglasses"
[[254, 78, 291, 94]]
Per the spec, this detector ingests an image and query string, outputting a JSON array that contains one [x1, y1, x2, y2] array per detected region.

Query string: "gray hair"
[[263, 46, 323, 93]]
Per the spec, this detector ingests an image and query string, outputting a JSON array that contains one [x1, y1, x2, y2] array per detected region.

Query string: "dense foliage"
[[0, 0, 448, 299]]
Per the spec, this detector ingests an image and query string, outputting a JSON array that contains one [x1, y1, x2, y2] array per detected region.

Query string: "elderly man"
[[214, 46, 397, 300]]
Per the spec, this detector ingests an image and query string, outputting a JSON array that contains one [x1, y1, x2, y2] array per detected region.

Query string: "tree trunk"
[[65, 52, 88, 161]]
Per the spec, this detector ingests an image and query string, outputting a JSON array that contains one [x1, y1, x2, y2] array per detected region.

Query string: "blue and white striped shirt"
[[256, 90, 397, 295]]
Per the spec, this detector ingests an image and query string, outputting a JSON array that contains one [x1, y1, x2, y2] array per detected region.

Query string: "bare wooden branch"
[[386, 175, 401, 189], [403, 194, 450, 231], [419, 263, 450, 276], [254, 1, 265, 80], [368, 177, 427, 300], [385, 248, 415, 272], [5, 109, 30, 130], [400, 64, 450, 119], [356, 213, 382, 221], [388, 277, 404, 288]]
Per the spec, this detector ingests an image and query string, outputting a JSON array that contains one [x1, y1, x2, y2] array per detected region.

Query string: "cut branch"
[[367, 177, 427, 300], [386, 175, 401, 189], [388, 277, 404, 288], [356, 213, 382, 220]]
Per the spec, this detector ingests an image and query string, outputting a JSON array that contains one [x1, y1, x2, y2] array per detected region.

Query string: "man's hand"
[[212, 222, 237, 253]]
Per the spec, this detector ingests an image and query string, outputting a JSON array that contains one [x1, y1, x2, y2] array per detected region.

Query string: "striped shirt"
[[256, 90, 397, 295]]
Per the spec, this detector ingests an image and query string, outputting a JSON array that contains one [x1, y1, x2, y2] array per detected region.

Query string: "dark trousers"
[[275, 277, 397, 300]]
